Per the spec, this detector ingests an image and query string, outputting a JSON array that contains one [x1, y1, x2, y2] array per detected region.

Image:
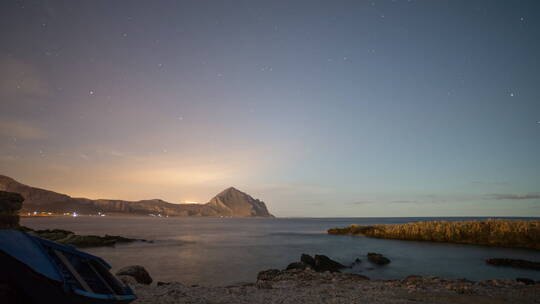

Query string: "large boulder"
[[367, 253, 391, 265], [291, 254, 345, 272], [301, 254, 316, 267], [116, 275, 138, 286], [116, 265, 153, 285], [313, 254, 346, 272], [0, 191, 24, 229]]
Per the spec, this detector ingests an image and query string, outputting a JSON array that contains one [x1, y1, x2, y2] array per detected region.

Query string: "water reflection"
[[21, 216, 540, 286]]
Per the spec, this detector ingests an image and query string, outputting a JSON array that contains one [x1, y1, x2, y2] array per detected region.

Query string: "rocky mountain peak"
[[0, 176, 273, 218], [208, 187, 273, 217]]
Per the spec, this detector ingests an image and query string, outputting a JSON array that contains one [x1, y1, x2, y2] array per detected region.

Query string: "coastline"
[[328, 219, 540, 250], [129, 268, 540, 304], [21, 216, 540, 284]]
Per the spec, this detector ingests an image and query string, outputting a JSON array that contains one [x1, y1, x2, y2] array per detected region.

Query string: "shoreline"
[[129, 268, 540, 304], [19, 217, 540, 286]]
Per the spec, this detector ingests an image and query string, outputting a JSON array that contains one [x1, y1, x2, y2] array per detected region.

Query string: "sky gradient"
[[1, 0, 539, 217]]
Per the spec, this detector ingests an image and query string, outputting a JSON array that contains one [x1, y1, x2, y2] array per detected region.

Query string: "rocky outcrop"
[[284, 254, 346, 273], [486, 258, 540, 271], [0, 175, 273, 218], [21, 226, 147, 248], [116, 265, 153, 285], [328, 220, 540, 250], [301, 253, 316, 266], [0, 191, 24, 229], [367, 252, 391, 265]]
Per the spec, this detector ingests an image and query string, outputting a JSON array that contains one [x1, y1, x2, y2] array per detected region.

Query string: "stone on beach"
[[117, 275, 138, 286], [132, 269, 539, 304], [116, 265, 153, 285], [367, 252, 391, 265], [257, 269, 282, 281]]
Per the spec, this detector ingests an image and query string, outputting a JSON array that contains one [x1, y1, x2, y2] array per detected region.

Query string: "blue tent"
[[0, 230, 136, 304]]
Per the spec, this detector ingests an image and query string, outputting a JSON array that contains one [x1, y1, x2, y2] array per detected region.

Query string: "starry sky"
[[1, 0, 539, 217]]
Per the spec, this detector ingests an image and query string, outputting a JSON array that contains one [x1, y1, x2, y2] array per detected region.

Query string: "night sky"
[[1, 0, 539, 217]]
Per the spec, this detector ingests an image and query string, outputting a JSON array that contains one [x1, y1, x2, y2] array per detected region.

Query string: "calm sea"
[[21, 216, 540, 286]]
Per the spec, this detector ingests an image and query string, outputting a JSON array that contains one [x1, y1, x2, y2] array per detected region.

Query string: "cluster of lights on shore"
[[28, 211, 106, 217], [149, 213, 169, 218], [27, 211, 173, 217]]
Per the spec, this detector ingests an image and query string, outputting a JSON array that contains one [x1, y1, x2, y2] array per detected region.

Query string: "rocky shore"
[[130, 268, 540, 304], [114, 255, 540, 303], [328, 220, 540, 250], [18, 226, 150, 248]]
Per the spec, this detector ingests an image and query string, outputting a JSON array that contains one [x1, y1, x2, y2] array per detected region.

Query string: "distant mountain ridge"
[[0, 175, 273, 217]]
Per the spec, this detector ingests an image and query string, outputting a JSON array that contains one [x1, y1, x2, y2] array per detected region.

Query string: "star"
[[509, 92, 514, 97], [89, 90, 95, 95]]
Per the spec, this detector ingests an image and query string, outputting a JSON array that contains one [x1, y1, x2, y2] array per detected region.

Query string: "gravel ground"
[[130, 269, 540, 304]]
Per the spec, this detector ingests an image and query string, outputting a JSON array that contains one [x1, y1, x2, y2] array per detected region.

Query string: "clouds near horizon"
[[491, 193, 540, 200]]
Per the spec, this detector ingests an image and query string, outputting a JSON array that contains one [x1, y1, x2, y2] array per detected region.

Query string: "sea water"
[[21, 216, 540, 286]]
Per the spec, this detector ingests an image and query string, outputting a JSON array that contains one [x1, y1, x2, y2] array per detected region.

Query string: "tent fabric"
[[0, 229, 63, 282]]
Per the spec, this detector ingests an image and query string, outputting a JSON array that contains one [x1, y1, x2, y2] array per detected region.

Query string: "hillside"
[[0, 175, 273, 217]]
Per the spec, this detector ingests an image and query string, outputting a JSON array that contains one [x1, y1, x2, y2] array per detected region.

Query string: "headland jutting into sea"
[[327, 219, 540, 250]]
